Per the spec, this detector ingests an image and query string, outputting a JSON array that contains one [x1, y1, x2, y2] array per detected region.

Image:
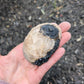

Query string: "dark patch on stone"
[[33, 39, 60, 66], [40, 24, 59, 39]]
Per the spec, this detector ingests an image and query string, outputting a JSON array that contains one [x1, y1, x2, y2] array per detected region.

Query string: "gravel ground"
[[0, 0, 84, 84]]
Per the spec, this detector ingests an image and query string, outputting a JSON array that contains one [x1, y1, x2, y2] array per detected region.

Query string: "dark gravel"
[[0, 0, 84, 84]]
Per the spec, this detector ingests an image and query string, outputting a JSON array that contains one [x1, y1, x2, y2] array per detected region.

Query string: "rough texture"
[[33, 39, 60, 66], [23, 23, 61, 65], [40, 24, 59, 39]]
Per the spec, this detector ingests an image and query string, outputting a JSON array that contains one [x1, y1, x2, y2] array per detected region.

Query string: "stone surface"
[[23, 23, 61, 65]]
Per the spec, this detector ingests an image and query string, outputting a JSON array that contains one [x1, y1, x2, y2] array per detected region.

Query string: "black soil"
[[0, 0, 84, 84]]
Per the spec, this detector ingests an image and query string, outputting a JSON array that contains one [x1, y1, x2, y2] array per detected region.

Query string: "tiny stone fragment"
[[76, 35, 82, 42]]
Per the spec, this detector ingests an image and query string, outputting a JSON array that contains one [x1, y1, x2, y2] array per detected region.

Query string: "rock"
[[75, 49, 79, 54], [23, 23, 62, 66]]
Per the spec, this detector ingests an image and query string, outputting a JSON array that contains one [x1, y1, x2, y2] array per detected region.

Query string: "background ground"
[[0, 0, 84, 84]]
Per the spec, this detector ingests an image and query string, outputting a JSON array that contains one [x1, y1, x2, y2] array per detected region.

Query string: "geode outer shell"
[[23, 23, 61, 66]]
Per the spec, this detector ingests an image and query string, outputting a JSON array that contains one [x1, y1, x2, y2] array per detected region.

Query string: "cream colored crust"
[[23, 23, 62, 63]]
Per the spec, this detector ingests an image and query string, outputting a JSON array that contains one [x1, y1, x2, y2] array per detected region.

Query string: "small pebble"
[[75, 49, 79, 54], [6, 25, 10, 28]]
